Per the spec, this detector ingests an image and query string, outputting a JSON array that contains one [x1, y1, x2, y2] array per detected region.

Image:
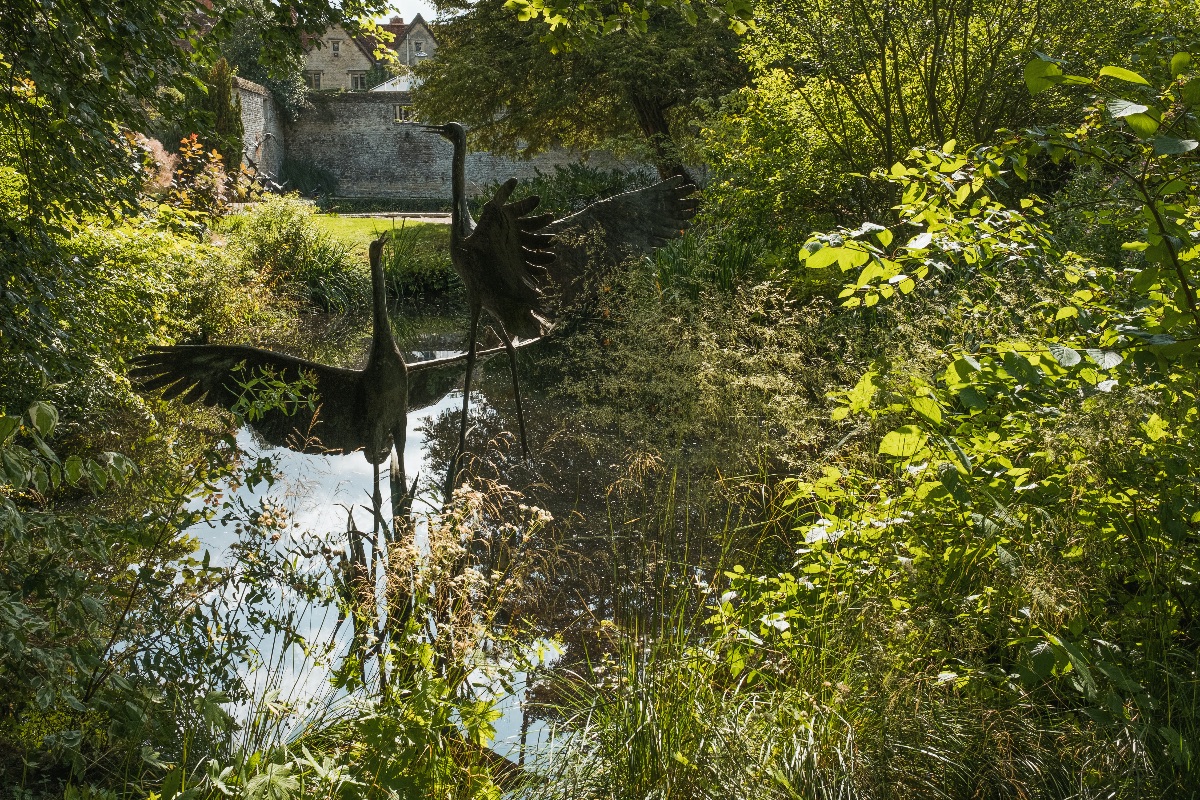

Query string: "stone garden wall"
[[233, 77, 285, 179], [285, 91, 638, 199]]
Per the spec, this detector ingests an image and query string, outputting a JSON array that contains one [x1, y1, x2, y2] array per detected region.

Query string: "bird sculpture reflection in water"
[[131, 233, 528, 508], [423, 122, 699, 486]]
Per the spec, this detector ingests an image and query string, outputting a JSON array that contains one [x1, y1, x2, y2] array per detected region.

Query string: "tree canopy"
[[414, 0, 746, 177], [0, 0, 388, 224]]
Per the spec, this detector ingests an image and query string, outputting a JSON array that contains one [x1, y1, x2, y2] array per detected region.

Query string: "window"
[[414, 40, 425, 54], [350, 71, 368, 90], [394, 104, 414, 123], [330, 39, 340, 56], [304, 71, 322, 90]]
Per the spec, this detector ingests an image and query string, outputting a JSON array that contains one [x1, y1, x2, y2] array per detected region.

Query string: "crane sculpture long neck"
[[450, 133, 474, 244], [368, 239, 399, 365]]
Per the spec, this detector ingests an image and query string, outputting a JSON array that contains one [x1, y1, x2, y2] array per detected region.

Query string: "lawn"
[[312, 214, 448, 260]]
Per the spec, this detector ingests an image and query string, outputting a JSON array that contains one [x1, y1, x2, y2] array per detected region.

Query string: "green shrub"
[[279, 157, 338, 197], [380, 222, 457, 298], [224, 195, 367, 312], [476, 163, 656, 218], [651, 225, 764, 299], [0, 218, 283, 417]]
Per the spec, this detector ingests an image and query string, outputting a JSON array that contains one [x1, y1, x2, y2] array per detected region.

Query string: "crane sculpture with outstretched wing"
[[130, 233, 540, 475]]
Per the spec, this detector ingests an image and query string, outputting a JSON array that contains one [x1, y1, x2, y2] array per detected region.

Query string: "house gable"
[[302, 23, 377, 91], [379, 14, 437, 68]]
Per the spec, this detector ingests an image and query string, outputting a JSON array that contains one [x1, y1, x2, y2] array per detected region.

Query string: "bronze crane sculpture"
[[422, 122, 557, 479], [423, 122, 698, 486]]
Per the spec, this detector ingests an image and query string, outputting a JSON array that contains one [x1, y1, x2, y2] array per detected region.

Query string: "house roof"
[[363, 14, 435, 59], [304, 17, 435, 66], [378, 14, 433, 47]]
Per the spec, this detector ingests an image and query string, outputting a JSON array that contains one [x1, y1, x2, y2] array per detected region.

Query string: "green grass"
[[311, 215, 443, 258], [312, 215, 458, 298]]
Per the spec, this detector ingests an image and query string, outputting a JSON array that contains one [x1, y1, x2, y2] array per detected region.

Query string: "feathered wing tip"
[[130, 346, 232, 405], [542, 175, 700, 310], [463, 177, 559, 341], [129, 343, 374, 456]]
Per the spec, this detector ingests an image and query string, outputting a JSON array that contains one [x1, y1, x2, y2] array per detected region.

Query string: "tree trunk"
[[627, 90, 691, 181]]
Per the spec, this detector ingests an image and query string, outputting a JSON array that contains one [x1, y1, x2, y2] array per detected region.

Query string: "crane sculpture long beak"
[[419, 124, 450, 138]]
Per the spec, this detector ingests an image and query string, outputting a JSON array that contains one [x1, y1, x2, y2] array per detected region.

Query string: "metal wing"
[[130, 344, 369, 454], [461, 177, 557, 340], [542, 175, 699, 307], [405, 338, 542, 411]]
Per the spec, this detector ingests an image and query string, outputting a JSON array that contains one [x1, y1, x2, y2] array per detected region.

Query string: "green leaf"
[[161, 768, 183, 800], [845, 371, 878, 414], [1085, 349, 1123, 369], [1054, 305, 1079, 321], [3, 450, 28, 488], [1003, 351, 1041, 385], [944, 355, 982, 386], [906, 232, 932, 250], [1048, 343, 1081, 367], [86, 460, 108, 490], [1183, 78, 1200, 105], [1099, 66, 1150, 85], [64, 455, 84, 485], [910, 396, 942, 425], [0, 417, 18, 443], [957, 386, 988, 410], [1024, 58, 1064, 95], [938, 463, 972, 504], [1124, 113, 1160, 138], [1143, 413, 1170, 442], [803, 243, 839, 270], [879, 425, 926, 458], [1153, 136, 1199, 155], [1172, 52, 1193, 77], [27, 402, 58, 437]]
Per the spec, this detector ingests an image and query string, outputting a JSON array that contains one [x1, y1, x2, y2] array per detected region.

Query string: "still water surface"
[[187, 313, 555, 760]]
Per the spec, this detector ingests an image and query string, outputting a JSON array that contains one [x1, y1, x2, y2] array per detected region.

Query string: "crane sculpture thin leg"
[[452, 302, 482, 487], [499, 324, 530, 457], [423, 123, 557, 492], [421, 122, 697, 493]]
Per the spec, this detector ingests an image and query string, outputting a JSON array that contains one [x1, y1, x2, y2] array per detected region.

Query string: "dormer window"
[[330, 39, 340, 56]]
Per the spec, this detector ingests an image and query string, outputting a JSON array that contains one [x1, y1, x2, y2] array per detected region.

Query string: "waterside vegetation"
[[5, 0, 1200, 797]]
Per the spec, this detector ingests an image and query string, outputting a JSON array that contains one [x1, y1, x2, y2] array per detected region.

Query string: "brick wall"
[[286, 91, 639, 199], [234, 77, 285, 178]]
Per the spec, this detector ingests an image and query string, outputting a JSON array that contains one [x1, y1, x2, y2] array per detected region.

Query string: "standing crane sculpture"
[[423, 122, 699, 487], [422, 122, 557, 481]]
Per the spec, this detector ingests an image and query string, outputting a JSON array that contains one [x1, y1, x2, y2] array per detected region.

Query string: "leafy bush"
[[0, 401, 329, 796], [380, 222, 457, 298], [0, 217, 282, 418], [223, 195, 367, 312], [279, 157, 338, 197], [698, 56, 1200, 793], [651, 225, 764, 299], [477, 163, 657, 219]]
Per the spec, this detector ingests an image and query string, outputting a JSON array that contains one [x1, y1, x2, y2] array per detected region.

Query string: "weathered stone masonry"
[[279, 91, 637, 200], [233, 77, 285, 178]]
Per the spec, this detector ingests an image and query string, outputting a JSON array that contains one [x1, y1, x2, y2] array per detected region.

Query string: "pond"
[[187, 295, 729, 770]]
